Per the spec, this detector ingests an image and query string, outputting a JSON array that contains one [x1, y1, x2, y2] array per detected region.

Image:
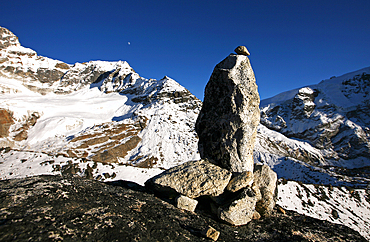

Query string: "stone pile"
[[145, 46, 277, 231], [146, 160, 277, 226]]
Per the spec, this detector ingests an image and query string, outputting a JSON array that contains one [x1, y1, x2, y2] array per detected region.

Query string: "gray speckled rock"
[[145, 159, 232, 199], [218, 186, 261, 226], [226, 171, 253, 192], [253, 164, 278, 216], [176, 195, 198, 212], [195, 54, 260, 173]]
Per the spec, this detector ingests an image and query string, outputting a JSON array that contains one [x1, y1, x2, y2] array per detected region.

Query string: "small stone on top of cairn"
[[234, 45, 250, 56]]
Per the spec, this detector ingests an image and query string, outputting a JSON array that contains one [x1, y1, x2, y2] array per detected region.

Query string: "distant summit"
[[258, 66, 370, 168], [0, 26, 20, 49]]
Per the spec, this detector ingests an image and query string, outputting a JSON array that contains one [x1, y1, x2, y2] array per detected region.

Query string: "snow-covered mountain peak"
[[259, 66, 370, 168], [0, 26, 20, 49], [0, 26, 201, 172], [262, 66, 370, 109]]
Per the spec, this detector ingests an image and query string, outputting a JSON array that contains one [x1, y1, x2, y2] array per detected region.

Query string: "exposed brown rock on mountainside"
[[66, 120, 146, 164], [0, 109, 13, 138], [12, 112, 39, 141]]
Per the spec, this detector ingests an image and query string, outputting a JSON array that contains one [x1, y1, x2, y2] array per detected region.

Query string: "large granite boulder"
[[195, 53, 260, 173], [145, 159, 232, 199]]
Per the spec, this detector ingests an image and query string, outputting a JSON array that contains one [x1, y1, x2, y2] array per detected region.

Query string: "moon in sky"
[[128, 42, 131, 45]]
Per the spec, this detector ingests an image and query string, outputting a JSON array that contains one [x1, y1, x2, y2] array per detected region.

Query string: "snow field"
[[278, 181, 370, 240]]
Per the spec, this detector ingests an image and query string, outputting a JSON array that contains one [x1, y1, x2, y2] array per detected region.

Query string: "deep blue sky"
[[1, 0, 369, 100]]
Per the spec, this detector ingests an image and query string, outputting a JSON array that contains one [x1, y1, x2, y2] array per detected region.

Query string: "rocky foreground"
[[0, 175, 366, 242]]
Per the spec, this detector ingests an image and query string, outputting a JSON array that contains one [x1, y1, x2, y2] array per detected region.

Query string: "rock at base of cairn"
[[201, 226, 220, 241], [145, 159, 232, 199], [176, 195, 198, 212], [217, 164, 277, 226], [226, 171, 253, 192], [253, 164, 278, 216], [218, 186, 261, 226]]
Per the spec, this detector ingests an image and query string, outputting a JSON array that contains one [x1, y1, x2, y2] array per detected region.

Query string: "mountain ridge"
[[259, 66, 370, 169]]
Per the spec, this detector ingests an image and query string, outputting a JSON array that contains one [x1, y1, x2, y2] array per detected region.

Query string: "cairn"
[[146, 46, 277, 229]]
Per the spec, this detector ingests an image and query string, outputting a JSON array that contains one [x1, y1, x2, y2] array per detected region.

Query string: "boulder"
[[176, 195, 198, 212], [234, 45, 250, 56], [218, 186, 261, 226], [217, 165, 277, 225], [253, 164, 278, 216], [195, 54, 260, 173], [145, 159, 232, 199], [226, 171, 253, 192]]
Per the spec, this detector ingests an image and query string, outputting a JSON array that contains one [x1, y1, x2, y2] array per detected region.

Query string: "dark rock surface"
[[0, 175, 366, 242]]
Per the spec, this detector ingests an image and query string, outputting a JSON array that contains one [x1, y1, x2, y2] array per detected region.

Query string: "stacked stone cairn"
[[145, 47, 277, 238]]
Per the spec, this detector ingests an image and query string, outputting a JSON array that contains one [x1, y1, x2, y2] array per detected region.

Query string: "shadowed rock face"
[[0, 175, 366, 242], [196, 54, 260, 173]]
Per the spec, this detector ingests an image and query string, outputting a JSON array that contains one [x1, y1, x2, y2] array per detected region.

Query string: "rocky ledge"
[[0, 175, 366, 241]]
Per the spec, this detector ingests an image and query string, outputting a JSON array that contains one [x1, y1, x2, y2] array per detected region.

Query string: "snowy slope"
[[254, 124, 370, 188], [0, 66, 201, 169], [278, 180, 370, 240]]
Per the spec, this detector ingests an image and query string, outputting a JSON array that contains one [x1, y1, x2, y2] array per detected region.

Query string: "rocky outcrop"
[[0, 27, 19, 49], [0, 175, 366, 242], [0, 27, 67, 91], [195, 53, 260, 173], [0, 109, 13, 138]]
